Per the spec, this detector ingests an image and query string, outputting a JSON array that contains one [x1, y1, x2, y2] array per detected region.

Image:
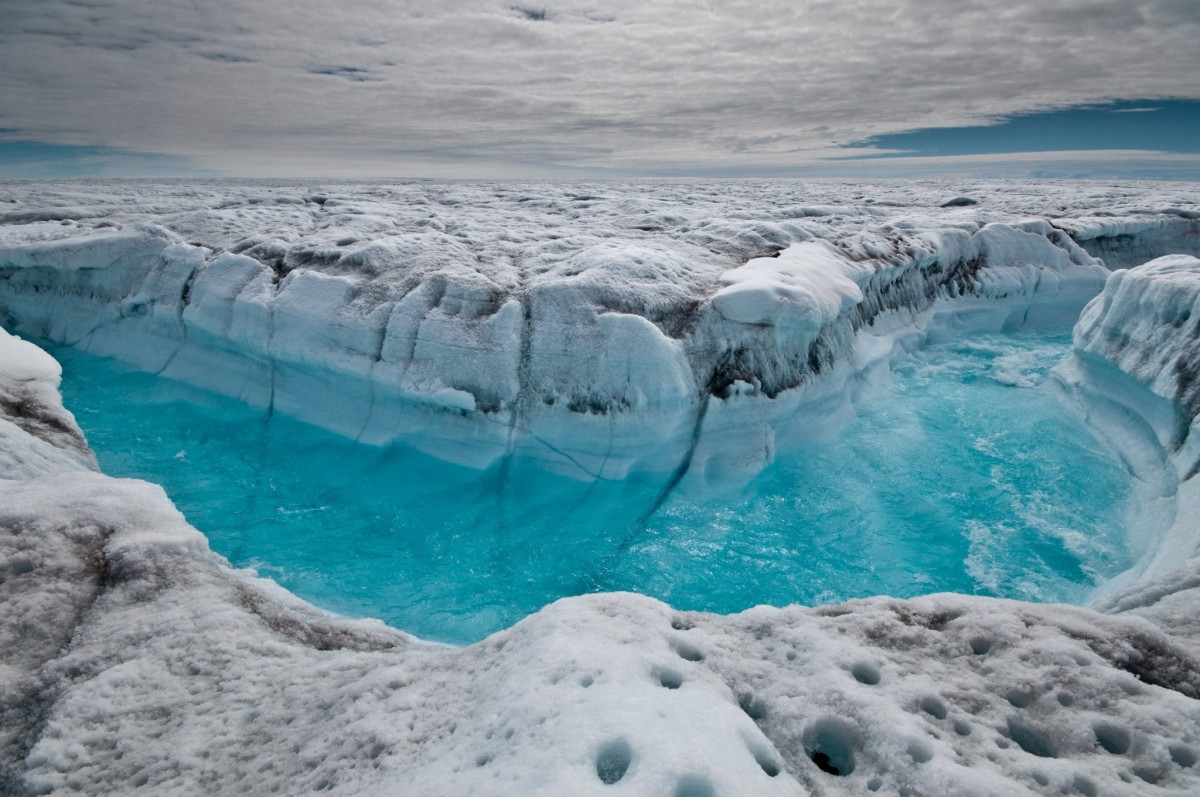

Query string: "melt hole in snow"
[[595, 739, 632, 785], [737, 692, 767, 721], [7, 557, 34, 577], [1093, 722, 1132, 755], [918, 696, 947, 720], [1170, 744, 1198, 768], [748, 743, 781, 777], [672, 639, 704, 662], [969, 636, 994, 655], [803, 717, 859, 776], [673, 774, 716, 797], [1005, 717, 1058, 758], [907, 738, 934, 764], [1118, 679, 1143, 696], [1005, 688, 1034, 708], [579, 675, 594, 688], [851, 661, 881, 685], [656, 667, 684, 689]]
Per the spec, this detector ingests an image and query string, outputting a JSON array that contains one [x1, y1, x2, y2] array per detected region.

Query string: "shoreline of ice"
[[5, 180, 1196, 485], [2, 180, 1200, 795]]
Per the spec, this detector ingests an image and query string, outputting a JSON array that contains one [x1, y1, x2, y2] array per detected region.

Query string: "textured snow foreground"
[[1, 180, 1200, 795]]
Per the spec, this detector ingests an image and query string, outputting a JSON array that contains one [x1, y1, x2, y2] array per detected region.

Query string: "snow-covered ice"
[[0, 327, 95, 479], [4, 179, 1195, 480], [2, 179, 1200, 795]]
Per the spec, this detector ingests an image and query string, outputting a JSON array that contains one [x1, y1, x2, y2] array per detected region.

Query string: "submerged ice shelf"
[[54, 327, 1132, 643]]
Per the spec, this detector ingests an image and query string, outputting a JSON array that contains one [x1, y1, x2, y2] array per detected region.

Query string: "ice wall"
[[4, 181, 1166, 482], [1054, 255, 1200, 635], [1054, 214, 1200, 269], [0, 327, 95, 479]]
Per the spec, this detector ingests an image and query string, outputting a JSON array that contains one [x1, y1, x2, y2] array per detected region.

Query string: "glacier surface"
[[3, 179, 1196, 482], [2, 179, 1200, 795]]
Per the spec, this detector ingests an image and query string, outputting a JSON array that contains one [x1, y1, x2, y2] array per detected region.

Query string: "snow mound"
[[3, 470, 1199, 796], [711, 241, 862, 330], [0, 327, 96, 479]]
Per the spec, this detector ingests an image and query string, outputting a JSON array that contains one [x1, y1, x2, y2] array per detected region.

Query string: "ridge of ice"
[[1054, 255, 1200, 638], [7, 180, 1187, 479]]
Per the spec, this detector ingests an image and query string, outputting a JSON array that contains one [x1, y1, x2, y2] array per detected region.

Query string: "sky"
[[1, 0, 1199, 180]]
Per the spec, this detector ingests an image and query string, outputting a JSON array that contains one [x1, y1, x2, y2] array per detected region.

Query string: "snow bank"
[[3, 470, 1199, 796], [0, 327, 95, 479], [1, 180, 1156, 481], [1054, 255, 1200, 638]]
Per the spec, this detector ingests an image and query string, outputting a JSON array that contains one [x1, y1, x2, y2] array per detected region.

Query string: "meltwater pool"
[[53, 328, 1132, 644]]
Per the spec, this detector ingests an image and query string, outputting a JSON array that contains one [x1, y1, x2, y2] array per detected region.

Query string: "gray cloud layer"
[[2, 0, 1198, 175]]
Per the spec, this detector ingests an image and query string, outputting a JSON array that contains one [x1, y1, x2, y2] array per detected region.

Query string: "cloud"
[[0, 0, 1197, 176]]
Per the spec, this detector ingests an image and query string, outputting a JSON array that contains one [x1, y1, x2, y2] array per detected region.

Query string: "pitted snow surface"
[[1, 472, 1199, 796]]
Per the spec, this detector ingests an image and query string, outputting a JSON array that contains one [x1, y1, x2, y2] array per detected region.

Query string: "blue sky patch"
[[841, 100, 1200, 158], [0, 136, 206, 179]]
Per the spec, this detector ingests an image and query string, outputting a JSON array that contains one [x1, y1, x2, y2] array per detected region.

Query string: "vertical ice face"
[[1073, 255, 1200, 439], [2, 180, 1166, 480], [1053, 214, 1200, 269], [0, 327, 96, 478], [1058, 254, 1200, 487], [1055, 255, 1200, 625]]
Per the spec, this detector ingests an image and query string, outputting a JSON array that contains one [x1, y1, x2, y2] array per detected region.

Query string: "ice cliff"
[[1055, 254, 1200, 642], [3, 181, 1200, 795], [2, 180, 1196, 482]]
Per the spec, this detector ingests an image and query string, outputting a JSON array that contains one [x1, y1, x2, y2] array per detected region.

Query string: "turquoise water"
[[52, 328, 1132, 644]]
